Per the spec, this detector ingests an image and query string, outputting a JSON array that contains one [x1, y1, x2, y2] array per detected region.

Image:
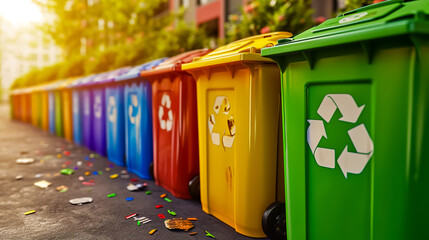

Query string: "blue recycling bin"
[[116, 58, 166, 179], [106, 85, 125, 166]]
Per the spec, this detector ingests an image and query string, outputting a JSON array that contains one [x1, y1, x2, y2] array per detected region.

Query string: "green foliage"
[[226, 0, 314, 42], [343, 0, 374, 12]]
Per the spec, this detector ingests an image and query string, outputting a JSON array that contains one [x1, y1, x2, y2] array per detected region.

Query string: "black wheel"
[[262, 202, 286, 240], [149, 162, 154, 179], [188, 175, 200, 201]]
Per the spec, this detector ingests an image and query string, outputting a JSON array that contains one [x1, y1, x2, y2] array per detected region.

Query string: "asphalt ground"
[[0, 104, 268, 240]]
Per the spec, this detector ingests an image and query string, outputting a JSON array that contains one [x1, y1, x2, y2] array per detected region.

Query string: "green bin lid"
[[262, 0, 429, 56]]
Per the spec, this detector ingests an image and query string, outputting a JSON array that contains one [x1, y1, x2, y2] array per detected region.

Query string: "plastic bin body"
[[48, 91, 56, 134], [21, 93, 31, 123], [30, 91, 41, 127], [182, 33, 291, 237], [62, 89, 73, 141], [72, 90, 82, 145], [106, 85, 126, 166], [141, 49, 210, 199], [261, 1, 429, 239], [82, 89, 94, 150], [12, 93, 21, 120], [124, 81, 153, 179], [41, 92, 49, 131], [92, 87, 106, 156], [54, 91, 63, 137], [116, 59, 166, 179]]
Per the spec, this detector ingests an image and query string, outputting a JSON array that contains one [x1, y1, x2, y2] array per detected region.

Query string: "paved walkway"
[[0, 104, 264, 239]]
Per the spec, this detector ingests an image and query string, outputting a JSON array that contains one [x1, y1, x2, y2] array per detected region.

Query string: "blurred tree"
[[226, 0, 314, 42], [342, 0, 374, 12]]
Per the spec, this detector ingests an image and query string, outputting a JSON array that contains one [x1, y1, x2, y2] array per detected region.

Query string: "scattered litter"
[[56, 185, 68, 192], [126, 213, 137, 219], [92, 171, 98, 176], [63, 151, 70, 156], [189, 232, 197, 236], [164, 198, 172, 203], [69, 197, 93, 205], [149, 229, 157, 235], [187, 218, 198, 221], [127, 184, 138, 191], [73, 166, 78, 170], [164, 218, 194, 231], [40, 159, 45, 163], [98, 171, 102, 175], [16, 175, 23, 180], [85, 171, 91, 176], [46, 173, 51, 177], [110, 174, 118, 179], [105, 167, 111, 172], [107, 193, 117, 198], [134, 216, 151, 225], [57, 154, 62, 159], [84, 156, 89, 161], [78, 176, 84, 181], [35, 173, 43, 178], [134, 216, 146, 221], [77, 161, 82, 166], [89, 179, 95, 183], [53, 173, 60, 177], [130, 178, 138, 182], [205, 231, 215, 238], [82, 182, 95, 186], [89, 154, 95, 158], [156, 205, 163, 209], [135, 183, 146, 190], [25, 210, 36, 215], [158, 214, 165, 219], [121, 174, 130, 179], [55, 148, 61, 152], [121, 170, 127, 174], [16, 158, 35, 164], [145, 191, 152, 195], [60, 168, 74, 175], [168, 210, 177, 216], [62, 164, 67, 168], [34, 180, 51, 189], [86, 162, 93, 167], [65, 161, 71, 165], [160, 194, 167, 198], [20, 150, 29, 155], [126, 197, 134, 201]]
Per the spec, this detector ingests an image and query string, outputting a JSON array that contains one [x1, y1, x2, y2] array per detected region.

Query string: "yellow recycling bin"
[[30, 85, 43, 128], [58, 77, 79, 141], [182, 32, 291, 238], [41, 89, 50, 131]]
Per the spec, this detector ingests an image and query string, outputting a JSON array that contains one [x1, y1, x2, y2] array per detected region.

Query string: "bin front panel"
[[21, 94, 31, 123], [41, 92, 49, 131], [152, 73, 199, 199], [124, 81, 153, 179], [30, 93, 39, 127], [12, 95, 21, 120], [92, 88, 107, 156], [48, 92, 56, 134], [54, 91, 63, 137], [62, 90, 73, 141], [280, 42, 429, 239], [72, 90, 82, 145], [82, 89, 94, 150], [196, 65, 280, 237], [106, 85, 125, 166]]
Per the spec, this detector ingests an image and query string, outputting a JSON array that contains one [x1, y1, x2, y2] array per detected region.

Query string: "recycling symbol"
[[128, 94, 140, 125], [307, 94, 374, 179], [94, 95, 102, 119], [208, 96, 236, 148], [73, 94, 79, 114], [107, 96, 117, 123], [158, 93, 173, 132], [84, 96, 90, 116]]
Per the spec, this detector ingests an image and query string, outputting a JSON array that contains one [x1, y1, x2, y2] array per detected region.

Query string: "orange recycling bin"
[[11, 90, 22, 121], [140, 49, 211, 199], [20, 89, 32, 123]]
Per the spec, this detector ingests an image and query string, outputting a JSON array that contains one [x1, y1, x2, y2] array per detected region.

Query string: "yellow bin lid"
[[182, 32, 292, 70]]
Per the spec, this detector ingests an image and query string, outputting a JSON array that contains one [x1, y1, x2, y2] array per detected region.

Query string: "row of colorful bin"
[[9, 1, 429, 239]]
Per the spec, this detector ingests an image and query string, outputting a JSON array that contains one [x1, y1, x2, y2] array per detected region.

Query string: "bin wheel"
[[188, 175, 200, 201], [262, 202, 286, 240], [149, 162, 154, 179]]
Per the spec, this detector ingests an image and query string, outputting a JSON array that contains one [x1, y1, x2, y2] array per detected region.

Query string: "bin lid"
[[44, 80, 66, 91], [140, 49, 211, 78], [182, 32, 292, 70], [262, 0, 429, 56], [80, 67, 132, 87], [66, 75, 96, 89], [56, 77, 81, 90], [115, 58, 167, 82]]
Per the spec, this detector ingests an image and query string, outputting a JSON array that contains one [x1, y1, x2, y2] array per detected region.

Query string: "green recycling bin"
[[262, 0, 429, 239]]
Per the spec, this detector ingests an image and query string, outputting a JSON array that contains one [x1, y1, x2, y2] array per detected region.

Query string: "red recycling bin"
[[140, 49, 211, 199]]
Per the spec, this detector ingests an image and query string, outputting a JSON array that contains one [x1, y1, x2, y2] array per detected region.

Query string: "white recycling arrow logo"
[[307, 94, 373, 179], [107, 96, 117, 123], [158, 93, 173, 132], [73, 93, 79, 114], [94, 95, 102, 119], [128, 94, 140, 125], [208, 96, 236, 148]]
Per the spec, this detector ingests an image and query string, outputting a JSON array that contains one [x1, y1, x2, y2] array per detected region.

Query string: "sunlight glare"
[[0, 0, 43, 26]]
